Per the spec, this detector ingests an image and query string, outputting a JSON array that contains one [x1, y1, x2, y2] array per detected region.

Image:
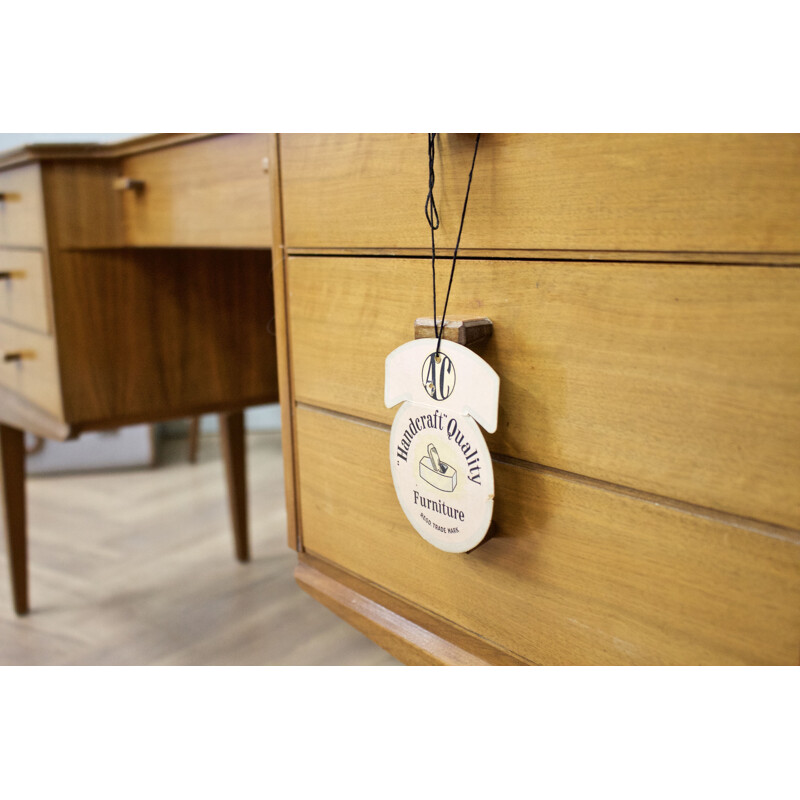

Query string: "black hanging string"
[[424, 132, 481, 356], [425, 133, 440, 338]]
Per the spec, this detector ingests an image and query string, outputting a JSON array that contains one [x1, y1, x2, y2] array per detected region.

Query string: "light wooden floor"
[[0, 431, 401, 665]]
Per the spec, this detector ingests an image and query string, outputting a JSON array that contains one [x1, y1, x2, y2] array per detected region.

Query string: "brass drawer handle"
[[113, 177, 146, 192], [2, 351, 33, 363]]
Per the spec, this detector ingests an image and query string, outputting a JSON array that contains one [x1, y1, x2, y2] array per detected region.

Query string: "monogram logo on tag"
[[421, 352, 456, 401]]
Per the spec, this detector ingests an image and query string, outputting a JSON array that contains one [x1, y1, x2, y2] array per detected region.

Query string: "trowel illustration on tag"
[[385, 331, 499, 553]]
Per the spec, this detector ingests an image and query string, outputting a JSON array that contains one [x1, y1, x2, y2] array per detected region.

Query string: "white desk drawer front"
[[0, 164, 46, 248], [0, 320, 61, 418], [0, 250, 51, 333]]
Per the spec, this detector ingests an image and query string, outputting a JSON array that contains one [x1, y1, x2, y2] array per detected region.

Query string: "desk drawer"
[[0, 249, 51, 333], [287, 256, 800, 530], [120, 134, 272, 247], [280, 133, 800, 255], [295, 407, 800, 665], [0, 164, 46, 248], [0, 321, 61, 418]]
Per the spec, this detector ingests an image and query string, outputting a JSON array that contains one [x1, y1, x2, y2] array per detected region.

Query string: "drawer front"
[[280, 133, 800, 255], [0, 249, 51, 333], [287, 256, 800, 530], [296, 407, 800, 665], [0, 320, 61, 418], [121, 134, 272, 247], [0, 164, 46, 248]]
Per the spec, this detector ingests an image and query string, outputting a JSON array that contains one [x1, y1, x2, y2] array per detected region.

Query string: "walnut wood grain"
[[47, 248, 278, 429], [286, 256, 800, 530], [280, 133, 800, 255], [23, 135, 271, 250], [120, 134, 272, 248], [294, 406, 800, 666], [219, 410, 249, 562], [0, 424, 27, 615], [188, 416, 200, 463], [296, 553, 529, 665], [40, 160, 125, 249], [269, 135, 301, 551]]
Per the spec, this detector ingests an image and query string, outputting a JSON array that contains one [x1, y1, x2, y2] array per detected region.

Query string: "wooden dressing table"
[[0, 133, 278, 615]]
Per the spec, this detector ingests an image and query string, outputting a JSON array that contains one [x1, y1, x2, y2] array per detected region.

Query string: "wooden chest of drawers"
[[271, 133, 800, 665]]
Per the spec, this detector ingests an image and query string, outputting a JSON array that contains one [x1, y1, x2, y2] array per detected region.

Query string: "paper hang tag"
[[385, 339, 499, 553]]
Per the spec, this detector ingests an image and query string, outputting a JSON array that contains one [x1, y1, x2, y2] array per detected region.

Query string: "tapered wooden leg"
[[219, 410, 249, 562], [0, 424, 28, 615], [187, 416, 200, 464]]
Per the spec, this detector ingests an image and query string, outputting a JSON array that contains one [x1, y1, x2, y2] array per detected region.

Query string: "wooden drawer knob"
[[415, 317, 493, 348], [113, 177, 146, 192]]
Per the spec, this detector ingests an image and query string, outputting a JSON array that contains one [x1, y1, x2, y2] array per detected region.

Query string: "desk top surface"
[[0, 133, 221, 170]]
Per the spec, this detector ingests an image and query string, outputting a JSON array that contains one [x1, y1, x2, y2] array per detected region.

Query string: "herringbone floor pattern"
[[0, 432, 400, 665]]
